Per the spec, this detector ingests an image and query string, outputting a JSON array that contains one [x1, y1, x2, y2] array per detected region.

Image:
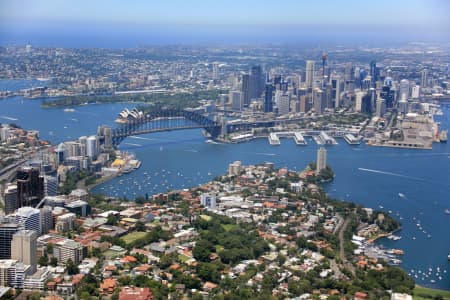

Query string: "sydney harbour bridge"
[[97, 108, 275, 148]]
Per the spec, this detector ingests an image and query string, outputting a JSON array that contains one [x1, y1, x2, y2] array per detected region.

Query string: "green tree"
[[66, 259, 79, 275]]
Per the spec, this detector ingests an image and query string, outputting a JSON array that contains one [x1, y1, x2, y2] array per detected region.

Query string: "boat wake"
[[184, 149, 199, 153], [123, 143, 142, 147], [0, 115, 18, 121], [256, 152, 276, 156], [205, 139, 223, 145], [129, 136, 154, 141], [358, 167, 435, 183]]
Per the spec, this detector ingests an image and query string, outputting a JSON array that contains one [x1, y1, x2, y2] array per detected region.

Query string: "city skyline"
[[1, 0, 450, 47]]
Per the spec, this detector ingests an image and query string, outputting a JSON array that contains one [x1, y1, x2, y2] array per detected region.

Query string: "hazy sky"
[[1, 0, 449, 47]]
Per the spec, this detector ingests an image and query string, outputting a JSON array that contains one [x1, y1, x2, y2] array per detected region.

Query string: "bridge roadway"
[[111, 124, 210, 138]]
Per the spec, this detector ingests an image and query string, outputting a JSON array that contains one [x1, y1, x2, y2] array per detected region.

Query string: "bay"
[[1, 80, 449, 290]]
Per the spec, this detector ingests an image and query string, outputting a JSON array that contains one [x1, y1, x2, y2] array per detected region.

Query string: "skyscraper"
[[264, 83, 274, 113], [0, 222, 20, 259], [229, 91, 242, 111], [331, 75, 343, 108], [16, 166, 44, 208], [316, 147, 327, 173], [305, 60, 315, 89], [3, 184, 18, 215], [86, 135, 99, 159], [250, 65, 264, 98], [421, 69, 428, 88], [11, 230, 37, 273], [241, 74, 251, 106]]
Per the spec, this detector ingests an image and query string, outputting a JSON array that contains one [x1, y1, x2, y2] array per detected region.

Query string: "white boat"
[[440, 130, 448, 143], [445, 209, 450, 215], [63, 108, 75, 112], [398, 193, 405, 198]]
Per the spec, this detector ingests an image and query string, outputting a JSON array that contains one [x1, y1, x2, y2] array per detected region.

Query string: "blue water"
[[0, 79, 50, 92], [1, 81, 449, 290]]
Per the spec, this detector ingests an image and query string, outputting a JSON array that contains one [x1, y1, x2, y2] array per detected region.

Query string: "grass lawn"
[[413, 285, 450, 300], [200, 214, 212, 221], [221, 224, 237, 231], [120, 231, 147, 244]]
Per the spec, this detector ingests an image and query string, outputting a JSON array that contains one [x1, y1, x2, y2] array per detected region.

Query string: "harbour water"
[[1, 81, 450, 290]]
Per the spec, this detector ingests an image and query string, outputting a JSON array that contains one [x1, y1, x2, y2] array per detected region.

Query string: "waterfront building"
[[14, 206, 41, 235], [11, 230, 37, 273], [53, 239, 85, 264], [200, 193, 217, 209], [316, 147, 327, 173], [16, 166, 44, 208], [305, 60, 315, 89], [3, 184, 18, 215], [86, 135, 99, 159], [0, 223, 19, 259], [228, 161, 242, 176], [0, 126, 9, 142]]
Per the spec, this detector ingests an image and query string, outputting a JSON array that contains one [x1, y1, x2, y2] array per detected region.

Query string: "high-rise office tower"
[[43, 175, 58, 197], [229, 91, 243, 111], [40, 206, 53, 234], [305, 60, 315, 89], [264, 84, 274, 113], [313, 89, 326, 114], [212, 63, 219, 79], [0, 222, 20, 259], [241, 74, 251, 106], [331, 75, 343, 108], [16, 166, 44, 208], [3, 184, 18, 215], [421, 69, 428, 88], [355, 90, 365, 112], [14, 207, 42, 235], [376, 99, 386, 117], [316, 147, 327, 173], [380, 86, 394, 108], [86, 136, 98, 159], [250, 65, 264, 98], [275, 91, 290, 115], [11, 230, 37, 273], [399, 79, 410, 101], [370, 60, 379, 86]]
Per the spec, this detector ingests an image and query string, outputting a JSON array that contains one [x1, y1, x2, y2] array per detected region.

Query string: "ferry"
[[440, 130, 448, 143]]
